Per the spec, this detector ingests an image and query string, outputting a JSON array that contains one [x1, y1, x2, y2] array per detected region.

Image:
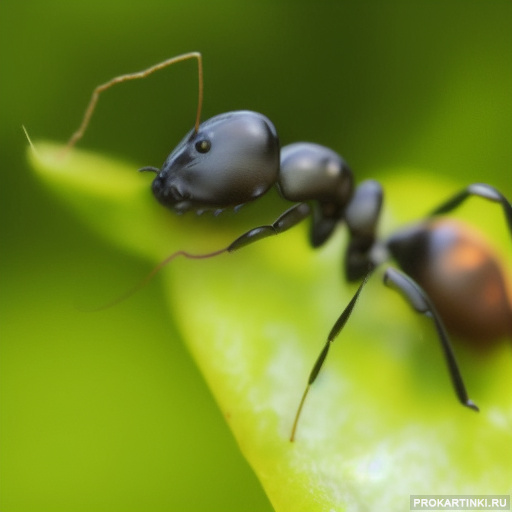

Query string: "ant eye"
[[195, 139, 211, 153]]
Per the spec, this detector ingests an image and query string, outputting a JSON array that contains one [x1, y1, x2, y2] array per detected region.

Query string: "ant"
[[65, 52, 512, 442]]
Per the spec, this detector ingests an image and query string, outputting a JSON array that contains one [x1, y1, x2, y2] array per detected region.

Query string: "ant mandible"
[[66, 52, 512, 442]]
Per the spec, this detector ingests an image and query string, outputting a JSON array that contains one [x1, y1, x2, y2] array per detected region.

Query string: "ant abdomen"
[[388, 219, 512, 343]]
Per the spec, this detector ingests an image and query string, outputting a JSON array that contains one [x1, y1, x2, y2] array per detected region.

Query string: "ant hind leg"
[[383, 267, 479, 412], [427, 183, 512, 237]]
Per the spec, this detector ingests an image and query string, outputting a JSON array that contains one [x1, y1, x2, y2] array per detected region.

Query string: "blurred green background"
[[1, 1, 511, 511]]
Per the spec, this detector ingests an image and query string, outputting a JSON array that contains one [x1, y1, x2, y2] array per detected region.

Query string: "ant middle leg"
[[290, 269, 374, 442]]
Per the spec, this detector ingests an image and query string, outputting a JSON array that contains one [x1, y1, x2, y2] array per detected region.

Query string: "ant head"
[[150, 111, 280, 214]]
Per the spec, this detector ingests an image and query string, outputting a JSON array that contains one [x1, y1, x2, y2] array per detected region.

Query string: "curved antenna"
[[65, 52, 203, 150]]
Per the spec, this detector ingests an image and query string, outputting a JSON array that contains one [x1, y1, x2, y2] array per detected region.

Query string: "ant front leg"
[[93, 202, 311, 310], [383, 267, 479, 412], [153, 202, 311, 259], [227, 203, 311, 252], [427, 183, 512, 237]]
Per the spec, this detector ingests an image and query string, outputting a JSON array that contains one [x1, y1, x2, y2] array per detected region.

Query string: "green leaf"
[[29, 143, 512, 511]]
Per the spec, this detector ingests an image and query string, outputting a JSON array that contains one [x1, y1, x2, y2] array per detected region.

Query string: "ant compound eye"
[[195, 139, 211, 153]]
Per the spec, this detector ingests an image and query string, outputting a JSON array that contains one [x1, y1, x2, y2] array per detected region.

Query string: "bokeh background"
[[1, 1, 511, 511]]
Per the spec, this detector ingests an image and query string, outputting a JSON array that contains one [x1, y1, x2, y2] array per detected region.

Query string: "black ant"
[[65, 52, 512, 442]]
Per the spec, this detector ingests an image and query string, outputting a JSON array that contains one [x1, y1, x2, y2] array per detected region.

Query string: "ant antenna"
[[66, 52, 203, 150]]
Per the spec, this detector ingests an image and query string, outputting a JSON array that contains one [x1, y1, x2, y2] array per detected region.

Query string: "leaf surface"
[[29, 143, 512, 511]]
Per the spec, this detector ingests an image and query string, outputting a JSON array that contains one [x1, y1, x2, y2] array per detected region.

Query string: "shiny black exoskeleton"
[[65, 53, 511, 441], [151, 112, 280, 213], [142, 109, 512, 441]]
